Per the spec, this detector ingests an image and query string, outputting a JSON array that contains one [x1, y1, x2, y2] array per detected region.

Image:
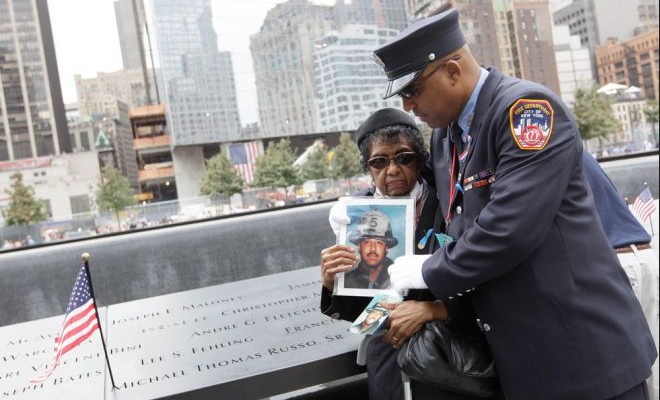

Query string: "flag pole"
[[643, 182, 655, 236], [81, 253, 119, 390]]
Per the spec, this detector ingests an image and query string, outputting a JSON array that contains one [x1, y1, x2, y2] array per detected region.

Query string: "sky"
[[48, 0, 123, 103], [47, 0, 338, 125]]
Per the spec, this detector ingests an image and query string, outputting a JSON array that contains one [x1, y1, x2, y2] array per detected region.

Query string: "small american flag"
[[229, 141, 261, 184], [31, 264, 100, 383], [632, 186, 656, 222]]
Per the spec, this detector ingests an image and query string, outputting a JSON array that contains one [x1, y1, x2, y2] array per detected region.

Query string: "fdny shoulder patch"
[[509, 99, 554, 150]]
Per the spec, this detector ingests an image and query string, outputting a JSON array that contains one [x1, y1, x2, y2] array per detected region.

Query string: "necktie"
[[451, 123, 464, 160]]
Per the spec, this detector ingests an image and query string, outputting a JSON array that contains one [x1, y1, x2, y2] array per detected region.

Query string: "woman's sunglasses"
[[367, 152, 417, 170]]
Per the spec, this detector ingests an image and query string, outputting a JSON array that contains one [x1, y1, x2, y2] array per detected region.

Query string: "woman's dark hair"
[[358, 125, 428, 176]]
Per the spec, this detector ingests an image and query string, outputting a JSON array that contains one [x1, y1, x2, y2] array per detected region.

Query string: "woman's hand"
[[320, 244, 358, 291], [381, 300, 448, 348]]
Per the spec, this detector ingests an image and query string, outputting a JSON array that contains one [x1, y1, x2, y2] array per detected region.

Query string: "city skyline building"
[[553, 24, 594, 106], [553, 0, 659, 79], [75, 69, 150, 116], [313, 24, 402, 132], [492, 0, 518, 77], [65, 101, 139, 190], [553, 0, 658, 48], [506, 0, 561, 95], [251, 0, 335, 138], [72, 69, 146, 191], [405, 0, 442, 19], [595, 29, 659, 102], [150, 0, 241, 146], [406, 1, 561, 95], [130, 104, 177, 202], [251, 0, 409, 138], [115, 0, 145, 70], [611, 92, 651, 149], [114, 0, 160, 106], [0, 0, 70, 162], [148, 0, 243, 199], [98, 102, 140, 190], [337, 0, 409, 31], [588, 83, 654, 152], [66, 108, 97, 154], [455, 0, 502, 72], [0, 151, 101, 224]]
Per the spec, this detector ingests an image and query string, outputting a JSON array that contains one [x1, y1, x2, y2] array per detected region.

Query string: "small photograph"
[[350, 293, 403, 335], [336, 197, 415, 297]]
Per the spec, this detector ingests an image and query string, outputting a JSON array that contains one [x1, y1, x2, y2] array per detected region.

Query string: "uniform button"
[[483, 323, 491, 332], [448, 296, 454, 300], [457, 292, 463, 296], [456, 206, 462, 214]]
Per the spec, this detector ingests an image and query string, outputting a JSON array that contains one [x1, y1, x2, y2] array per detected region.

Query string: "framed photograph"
[[334, 196, 415, 297]]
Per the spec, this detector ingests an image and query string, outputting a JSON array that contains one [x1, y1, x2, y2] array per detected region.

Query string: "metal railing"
[[0, 177, 372, 251]]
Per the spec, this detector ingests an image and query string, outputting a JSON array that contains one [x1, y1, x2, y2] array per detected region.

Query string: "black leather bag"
[[397, 320, 498, 398]]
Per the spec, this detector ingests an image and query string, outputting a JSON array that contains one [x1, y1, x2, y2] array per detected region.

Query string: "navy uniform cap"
[[356, 108, 418, 148], [373, 8, 466, 99]]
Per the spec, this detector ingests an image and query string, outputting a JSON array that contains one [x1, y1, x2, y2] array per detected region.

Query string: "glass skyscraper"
[[150, 0, 241, 145], [313, 24, 402, 132], [0, 0, 69, 161]]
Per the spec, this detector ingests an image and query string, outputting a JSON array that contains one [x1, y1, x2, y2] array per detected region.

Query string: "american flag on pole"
[[228, 141, 261, 184], [632, 186, 656, 222], [31, 264, 100, 383]]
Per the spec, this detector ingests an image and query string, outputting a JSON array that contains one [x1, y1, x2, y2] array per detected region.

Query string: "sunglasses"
[[367, 152, 417, 170], [398, 57, 461, 99]]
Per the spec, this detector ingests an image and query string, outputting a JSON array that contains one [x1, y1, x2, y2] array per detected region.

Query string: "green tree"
[[643, 99, 659, 146], [253, 139, 302, 189], [2, 172, 47, 226], [95, 165, 136, 229], [199, 151, 244, 199], [573, 85, 621, 151], [329, 132, 362, 180], [300, 145, 330, 181]]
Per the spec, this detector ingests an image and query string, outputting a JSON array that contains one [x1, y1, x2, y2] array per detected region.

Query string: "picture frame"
[[334, 196, 415, 297]]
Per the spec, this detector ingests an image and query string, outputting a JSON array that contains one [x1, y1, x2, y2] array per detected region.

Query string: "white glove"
[[388, 255, 430, 294], [328, 200, 351, 235]]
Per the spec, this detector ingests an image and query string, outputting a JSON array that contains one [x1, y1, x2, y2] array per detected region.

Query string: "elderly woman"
[[320, 108, 491, 400]]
